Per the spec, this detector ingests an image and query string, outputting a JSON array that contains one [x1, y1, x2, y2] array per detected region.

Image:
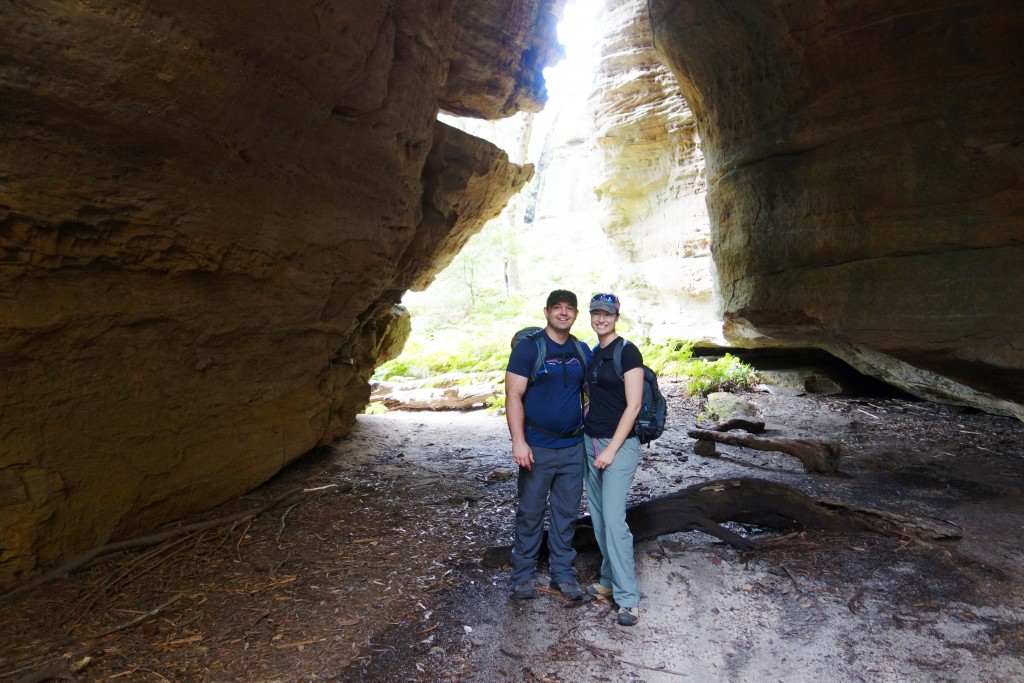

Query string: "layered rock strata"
[[442, 0, 566, 118], [588, 0, 719, 342], [651, 0, 1024, 418], [0, 0, 538, 588]]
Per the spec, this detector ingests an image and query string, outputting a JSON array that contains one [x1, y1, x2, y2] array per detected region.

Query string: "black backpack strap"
[[612, 338, 630, 380], [525, 418, 583, 440], [570, 336, 591, 367], [527, 331, 547, 384]]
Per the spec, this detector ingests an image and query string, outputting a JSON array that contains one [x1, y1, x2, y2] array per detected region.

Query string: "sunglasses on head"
[[591, 293, 619, 303]]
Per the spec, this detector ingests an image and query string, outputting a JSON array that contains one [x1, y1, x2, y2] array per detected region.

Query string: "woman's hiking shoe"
[[550, 581, 583, 601], [513, 583, 539, 600], [617, 607, 639, 626], [586, 583, 613, 598]]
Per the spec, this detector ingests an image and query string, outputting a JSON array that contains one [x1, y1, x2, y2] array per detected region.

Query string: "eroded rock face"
[[441, 0, 567, 118], [588, 0, 719, 343], [0, 1, 537, 588], [651, 0, 1024, 418]]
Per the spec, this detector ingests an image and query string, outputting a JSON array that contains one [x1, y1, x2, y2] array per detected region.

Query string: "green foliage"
[[374, 329, 516, 379], [377, 331, 758, 400], [678, 354, 758, 397], [372, 198, 756, 396], [641, 339, 695, 375], [364, 401, 388, 415], [625, 339, 757, 398]]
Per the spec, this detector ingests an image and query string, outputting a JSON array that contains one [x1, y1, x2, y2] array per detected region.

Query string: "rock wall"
[[441, 0, 566, 119], [650, 0, 1024, 418], [4, 0, 1023, 590], [588, 0, 720, 343], [0, 0, 541, 588]]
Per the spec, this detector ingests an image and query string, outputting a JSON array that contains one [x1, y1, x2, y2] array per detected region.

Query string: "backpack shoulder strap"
[[527, 330, 547, 384], [612, 338, 631, 380], [569, 334, 591, 365]]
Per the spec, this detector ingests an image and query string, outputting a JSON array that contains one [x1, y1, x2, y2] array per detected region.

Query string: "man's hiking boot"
[[550, 581, 583, 601], [513, 583, 539, 600], [586, 582, 613, 598], [617, 606, 639, 626]]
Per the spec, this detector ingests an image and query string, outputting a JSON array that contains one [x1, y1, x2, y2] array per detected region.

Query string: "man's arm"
[[505, 371, 534, 470]]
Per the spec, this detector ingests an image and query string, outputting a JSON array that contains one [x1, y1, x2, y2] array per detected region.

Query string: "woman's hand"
[[594, 446, 617, 469]]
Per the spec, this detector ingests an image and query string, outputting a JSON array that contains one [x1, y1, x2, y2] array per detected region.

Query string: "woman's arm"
[[593, 366, 644, 469]]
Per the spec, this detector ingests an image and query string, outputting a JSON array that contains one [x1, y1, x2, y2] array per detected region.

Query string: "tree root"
[[2, 484, 339, 600]]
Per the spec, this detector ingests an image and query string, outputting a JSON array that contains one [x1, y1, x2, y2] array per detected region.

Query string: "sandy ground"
[[343, 384, 1024, 682], [2, 383, 1022, 682]]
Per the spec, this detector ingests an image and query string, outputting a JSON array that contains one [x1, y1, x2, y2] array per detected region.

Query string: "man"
[[505, 289, 590, 601]]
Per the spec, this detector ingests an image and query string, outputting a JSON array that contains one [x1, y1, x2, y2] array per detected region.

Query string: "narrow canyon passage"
[[2, 384, 1022, 681]]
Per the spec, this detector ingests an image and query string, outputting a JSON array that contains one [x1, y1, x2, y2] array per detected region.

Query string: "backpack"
[[606, 339, 667, 445], [510, 327, 590, 385]]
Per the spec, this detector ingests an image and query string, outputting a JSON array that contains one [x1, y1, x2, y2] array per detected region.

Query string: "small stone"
[[492, 467, 514, 481], [694, 439, 717, 456]]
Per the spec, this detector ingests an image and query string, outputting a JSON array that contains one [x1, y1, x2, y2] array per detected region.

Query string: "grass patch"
[[375, 334, 757, 399]]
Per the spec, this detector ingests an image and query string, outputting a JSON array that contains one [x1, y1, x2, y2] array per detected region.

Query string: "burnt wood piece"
[[687, 428, 842, 473], [481, 477, 959, 567], [712, 418, 765, 433], [572, 477, 862, 553]]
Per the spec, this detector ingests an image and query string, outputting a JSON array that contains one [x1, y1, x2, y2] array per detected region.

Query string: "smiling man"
[[504, 289, 591, 602]]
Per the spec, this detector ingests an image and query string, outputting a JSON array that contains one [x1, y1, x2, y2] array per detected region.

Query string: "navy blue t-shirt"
[[584, 337, 644, 438], [506, 331, 588, 448]]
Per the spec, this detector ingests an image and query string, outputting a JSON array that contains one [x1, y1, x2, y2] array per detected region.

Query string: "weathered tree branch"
[[482, 477, 960, 567], [688, 428, 843, 472], [712, 418, 765, 433]]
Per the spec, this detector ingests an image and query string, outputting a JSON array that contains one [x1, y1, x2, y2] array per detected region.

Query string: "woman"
[[582, 292, 644, 626]]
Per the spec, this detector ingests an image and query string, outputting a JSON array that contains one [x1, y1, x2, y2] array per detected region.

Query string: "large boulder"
[[0, 0, 538, 588], [650, 0, 1024, 418]]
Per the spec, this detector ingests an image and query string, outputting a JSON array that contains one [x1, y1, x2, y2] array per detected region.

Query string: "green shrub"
[[374, 335, 513, 380], [679, 354, 758, 397], [377, 333, 757, 399], [621, 339, 757, 397], [642, 339, 695, 376], [364, 401, 388, 415]]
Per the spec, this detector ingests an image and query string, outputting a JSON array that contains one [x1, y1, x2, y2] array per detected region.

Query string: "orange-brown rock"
[[0, 0, 537, 588], [441, 0, 567, 118], [651, 0, 1024, 418]]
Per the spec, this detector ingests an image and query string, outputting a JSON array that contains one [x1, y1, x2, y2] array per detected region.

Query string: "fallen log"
[[374, 383, 498, 410], [481, 477, 960, 567], [687, 428, 843, 473], [370, 373, 502, 411], [712, 418, 765, 433]]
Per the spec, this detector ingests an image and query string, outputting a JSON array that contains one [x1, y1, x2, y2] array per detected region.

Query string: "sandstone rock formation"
[[0, 0, 541, 588], [650, 0, 1024, 419], [588, 0, 720, 343], [2, 0, 1023, 592], [441, 0, 565, 119]]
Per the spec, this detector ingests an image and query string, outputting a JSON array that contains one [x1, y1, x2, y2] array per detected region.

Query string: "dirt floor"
[[2, 381, 1023, 682]]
